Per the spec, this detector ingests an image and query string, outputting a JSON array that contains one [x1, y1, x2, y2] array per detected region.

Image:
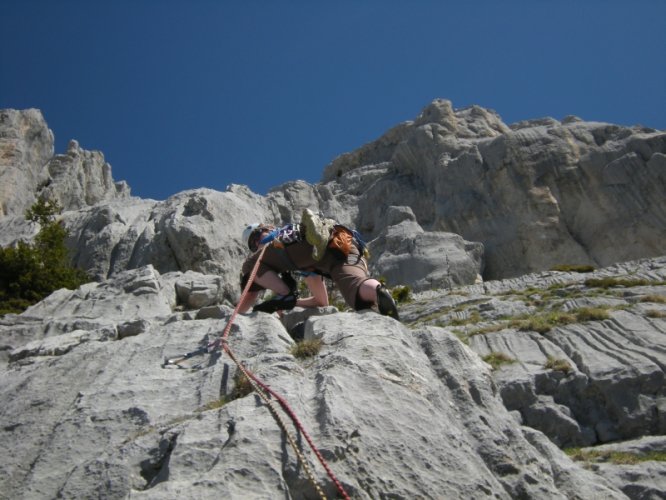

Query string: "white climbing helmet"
[[242, 223, 261, 249]]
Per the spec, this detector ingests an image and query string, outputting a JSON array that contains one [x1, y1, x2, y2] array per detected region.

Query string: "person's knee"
[[357, 279, 381, 304]]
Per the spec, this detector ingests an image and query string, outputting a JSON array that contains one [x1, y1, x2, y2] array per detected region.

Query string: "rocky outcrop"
[[402, 256, 666, 470], [577, 437, 666, 499], [322, 99, 666, 279], [5, 261, 660, 498], [61, 185, 273, 287], [0, 109, 129, 221], [0, 109, 54, 218], [367, 205, 483, 291], [3, 103, 665, 292], [2, 182, 482, 294], [40, 139, 130, 211]]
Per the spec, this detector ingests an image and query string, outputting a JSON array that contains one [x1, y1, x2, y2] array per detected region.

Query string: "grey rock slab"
[[0, 303, 625, 499]]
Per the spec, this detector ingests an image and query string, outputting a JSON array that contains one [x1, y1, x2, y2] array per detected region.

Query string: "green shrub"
[[391, 285, 412, 304], [0, 198, 89, 316]]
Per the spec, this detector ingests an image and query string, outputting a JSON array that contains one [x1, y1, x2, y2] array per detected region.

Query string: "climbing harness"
[[163, 244, 351, 500]]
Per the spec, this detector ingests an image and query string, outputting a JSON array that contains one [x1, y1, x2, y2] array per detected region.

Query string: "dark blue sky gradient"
[[2, 1, 664, 200]]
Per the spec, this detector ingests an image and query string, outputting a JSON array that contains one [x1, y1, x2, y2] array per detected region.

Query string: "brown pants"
[[241, 240, 371, 310]]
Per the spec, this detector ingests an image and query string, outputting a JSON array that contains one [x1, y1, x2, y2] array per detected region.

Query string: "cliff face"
[[2, 102, 665, 289], [0, 110, 130, 221], [0, 109, 54, 219], [1, 103, 665, 498], [321, 99, 666, 279]]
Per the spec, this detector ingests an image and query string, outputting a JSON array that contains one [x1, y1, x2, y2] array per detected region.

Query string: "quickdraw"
[[163, 244, 351, 499]]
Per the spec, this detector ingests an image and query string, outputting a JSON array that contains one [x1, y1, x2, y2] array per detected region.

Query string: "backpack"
[[328, 225, 370, 260]]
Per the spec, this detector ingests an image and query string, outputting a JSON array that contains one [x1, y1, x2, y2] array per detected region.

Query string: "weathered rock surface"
[[40, 139, 131, 211], [3, 102, 665, 293], [2, 262, 652, 499], [1, 102, 665, 498], [368, 205, 484, 291], [577, 436, 666, 499], [61, 185, 273, 289], [399, 255, 666, 499], [1, 184, 484, 295], [0, 109, 54, 219], [0, 109, 129, 221], [401, 258, 666, 447], [322, 99, 666, 279]]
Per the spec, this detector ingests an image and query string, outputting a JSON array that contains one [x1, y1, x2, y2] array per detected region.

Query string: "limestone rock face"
[[40, 139, 131, 211], [0, 109, 54, 218], [0, 110, 129, 219], [2, 102, 665, 499], [402, 257, 666, 454], [322, 99, 666, 279], [0, 264, 636, 499], [368, 206, 483, 291], [14, 184, 480, 298], [4, 101, 664, 294], [578, 437, 666, 499], [62, 186, 274, 297]]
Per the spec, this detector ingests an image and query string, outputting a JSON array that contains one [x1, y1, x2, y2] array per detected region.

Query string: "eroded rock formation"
[[1, 102, 665, 498]]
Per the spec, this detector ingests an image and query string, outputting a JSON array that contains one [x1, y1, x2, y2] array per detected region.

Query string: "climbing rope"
[[223, 345, 327, 500], [165, 243, 351, 500]]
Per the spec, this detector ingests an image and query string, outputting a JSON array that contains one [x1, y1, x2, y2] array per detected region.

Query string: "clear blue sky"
[[2, 1, 665, 201]]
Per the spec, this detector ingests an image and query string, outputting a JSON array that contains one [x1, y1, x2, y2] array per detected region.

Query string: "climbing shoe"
[[253, 294, 298, 314], [376, 285, 400, 321]]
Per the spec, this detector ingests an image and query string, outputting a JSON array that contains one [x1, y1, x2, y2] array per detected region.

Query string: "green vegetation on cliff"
[[0, 199, 89, 316]]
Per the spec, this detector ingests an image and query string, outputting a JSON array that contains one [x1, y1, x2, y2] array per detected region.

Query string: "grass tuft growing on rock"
[[290, 338, 323, 359], [510, 311, 577, 333], [482, 352, 516, 370], [550, 264, 595, 273], [509, 307, 612, 333], [584, 277, 666, 289], [640, 294, 666, 304], [574, 307, 611, 322], [200, 370, 254, 411], [544, 356, 573, 374], [566, 448, 666, 465]]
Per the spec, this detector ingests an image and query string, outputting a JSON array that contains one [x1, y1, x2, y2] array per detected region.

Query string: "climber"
[[237, 210, 400, 320]]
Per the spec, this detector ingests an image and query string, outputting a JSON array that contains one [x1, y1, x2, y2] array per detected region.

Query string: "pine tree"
[[0, 198, 89, 316]]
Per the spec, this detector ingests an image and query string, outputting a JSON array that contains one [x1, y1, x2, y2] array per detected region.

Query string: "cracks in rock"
[[139, 432, 178, 490], [206, 418, 236, 474], [219, 362, 231, 399], [602, 314, 666, 370], [162, 226, 184, 272]]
